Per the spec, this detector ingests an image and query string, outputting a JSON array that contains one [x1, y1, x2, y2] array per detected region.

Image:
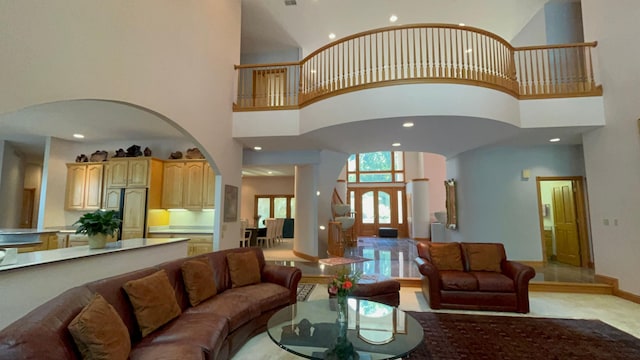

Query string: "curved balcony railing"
[[234, 24, 601, 111]]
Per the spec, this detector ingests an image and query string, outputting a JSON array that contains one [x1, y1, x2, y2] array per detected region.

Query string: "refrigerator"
[[117, 188, 148, 240]]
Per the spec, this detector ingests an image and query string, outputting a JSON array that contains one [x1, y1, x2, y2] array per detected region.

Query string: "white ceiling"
[[1, 1, 595, 177]]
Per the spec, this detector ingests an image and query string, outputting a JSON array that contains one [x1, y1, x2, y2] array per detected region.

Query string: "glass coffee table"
[[267, 298, 423, 359]]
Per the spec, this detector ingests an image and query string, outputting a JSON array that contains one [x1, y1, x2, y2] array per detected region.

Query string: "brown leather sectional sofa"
[[415, 241, 535, 313], [0, 247, 302, 360]]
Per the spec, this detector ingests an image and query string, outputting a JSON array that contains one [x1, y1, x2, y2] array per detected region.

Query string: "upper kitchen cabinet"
[[161, 160, 213, 209], [203, 163, 215, 209], [106, 158, 151, 188], [65, 163, 104, 210]]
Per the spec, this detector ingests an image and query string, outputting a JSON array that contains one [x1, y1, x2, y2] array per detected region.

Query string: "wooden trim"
[[293, 249, 319, 263], [336, 179, 347, 183], [529, 281, 612, 295], [518, 261, 544, 267], [413, 237, 430, 241], [235, 61, 299, 69], [515, 41, 598, 51], [411, 178, 430, 182], [595, 274, 640, 304]]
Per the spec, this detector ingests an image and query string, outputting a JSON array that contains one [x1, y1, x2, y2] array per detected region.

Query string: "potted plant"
[[73, 210, 122, 249]]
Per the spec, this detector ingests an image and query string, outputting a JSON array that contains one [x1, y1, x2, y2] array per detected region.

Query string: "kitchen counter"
[[0, 237, 189, 329], [148, 226, 214, 234], [0, 237, 189, 272], [0, 229, 58, 248]]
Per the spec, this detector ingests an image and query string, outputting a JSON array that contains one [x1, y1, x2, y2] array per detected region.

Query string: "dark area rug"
[[405, 312, 640, 360], [296, 283, 316, 302]]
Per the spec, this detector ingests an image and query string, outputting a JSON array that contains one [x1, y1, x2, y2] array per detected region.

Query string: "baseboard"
[[595, 274, 640, 304], [413, 237, 430, 242], [529, 281, 613, 295], [519, 261, 544, 267], [293, 250, 319, 263]]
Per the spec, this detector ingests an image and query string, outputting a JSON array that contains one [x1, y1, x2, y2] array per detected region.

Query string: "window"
[[254, 195, 295, 228], [347, 151, 405, 183]]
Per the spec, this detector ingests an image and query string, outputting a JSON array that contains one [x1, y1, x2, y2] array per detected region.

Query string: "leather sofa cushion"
[[133, 311, 228, 357], [123, 270, 182, 337], [471, 272, 515, 292], [430, 243, 464, 271], [130, 342, 208, 360], [440, 271, 478, 291], [181, 258, 217, 306], [225, 283, 290, 313], [187, 291, 261, 331], [227, 251, 261, 288], [463, 243, 504, 272], [68, 293, 131, 360], [352, 279, 401, 297]]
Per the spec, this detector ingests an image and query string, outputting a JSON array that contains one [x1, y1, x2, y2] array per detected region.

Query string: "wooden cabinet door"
[[203, 163, 215, 209], [103, 188, 121, 211], [65, 164, 87, 210], [128, 159, 149, 187], [84, 164, 104, 209], [121, 188, 147, 240], [107, 160, 128, 188], [162, 162, 184, 208], [183, 162, 204, 209]]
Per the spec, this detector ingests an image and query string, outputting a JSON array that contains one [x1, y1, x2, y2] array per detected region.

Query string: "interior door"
[[552, 184, 581, 266], [354, 188, 399, 237]]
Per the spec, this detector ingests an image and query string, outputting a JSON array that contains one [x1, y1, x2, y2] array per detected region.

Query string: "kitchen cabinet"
[[183, 162, 204, 209], [161, 160, 213, 209], [102, 187, 121, 211], [105, 158, 150, 188], [147, 233, 212, 256], [203, 163, 216, 209], [121, 188, 147, 240], [17, 233, 61, 253], [65, 163, 104, 210], [161, 162, 184, 208]]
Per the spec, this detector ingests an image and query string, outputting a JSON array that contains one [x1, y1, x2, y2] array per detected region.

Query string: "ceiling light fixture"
[[392, 143, 401, 147], [549, 138, 561, 143], [328, 33, 336, 40], [402, 122, 414, 128], [389, 15, 398, 23], [253, 146, 262, 151], [268, 171, 273, 174], [73, 133, 85, 139], [459, 23, 465, 26]]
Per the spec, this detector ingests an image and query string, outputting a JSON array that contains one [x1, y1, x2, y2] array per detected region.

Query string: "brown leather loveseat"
[[0, 247, 301, 360], [414, 242, 535, 313]]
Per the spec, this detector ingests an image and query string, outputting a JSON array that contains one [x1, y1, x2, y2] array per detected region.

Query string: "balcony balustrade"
[[234, 24, 601, 111]]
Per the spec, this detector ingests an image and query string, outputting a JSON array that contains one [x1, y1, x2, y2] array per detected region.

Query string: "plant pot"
[[88, 233, 107, 249]]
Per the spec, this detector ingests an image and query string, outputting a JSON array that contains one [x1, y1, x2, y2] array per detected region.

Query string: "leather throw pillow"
[[181, 257, 217, 306], [226, 251, 261, 288]]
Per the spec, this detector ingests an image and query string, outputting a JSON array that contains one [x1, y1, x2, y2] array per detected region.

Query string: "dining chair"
[[257, 218, 276, 248], [275, 218, 285, 244]]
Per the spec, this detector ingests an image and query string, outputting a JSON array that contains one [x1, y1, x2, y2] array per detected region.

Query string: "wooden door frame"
[[349, 186, 408, 238], [536, 176, 592, 268]]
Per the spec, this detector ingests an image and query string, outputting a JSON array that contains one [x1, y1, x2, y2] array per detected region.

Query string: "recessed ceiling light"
[[328, 33, 336, 40], [268, 171, 273, 174], [392, 143, 401, 147], [402, 122, 414, 128], [549, 138, 561, 143], [73, 133, 85, 139], [316, 191, 321, 196], [459, 23, 465, 26], [253, 146, 262, 151], [389, 15, 398, 23]]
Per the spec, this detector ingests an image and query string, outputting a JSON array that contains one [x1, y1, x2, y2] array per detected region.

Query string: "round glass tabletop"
[[267, 298, 424, 360]]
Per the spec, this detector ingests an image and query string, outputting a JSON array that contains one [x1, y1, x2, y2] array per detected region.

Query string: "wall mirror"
[[444, 179, 458, 230]]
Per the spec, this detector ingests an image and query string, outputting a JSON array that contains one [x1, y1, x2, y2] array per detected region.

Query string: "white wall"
[[24, 162, 43, 228], [544, 0, 584, 44], [0, 0, 242, 249], [511, 5, 547, 46], [240, 176, 295, 222], [581, 0, 640, 295], [445, 144, 585, 261]]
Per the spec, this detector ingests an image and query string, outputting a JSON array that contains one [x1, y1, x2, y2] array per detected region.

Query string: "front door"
[[552, 184, 581, 266], [351, 187, 406, 237]]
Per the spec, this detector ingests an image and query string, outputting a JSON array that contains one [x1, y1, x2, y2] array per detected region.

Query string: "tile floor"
[[229, 238, 640, 359], [264, 237, 596, 283]]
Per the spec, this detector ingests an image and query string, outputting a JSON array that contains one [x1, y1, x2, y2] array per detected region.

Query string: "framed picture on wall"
[[224, 185, 238, 222]]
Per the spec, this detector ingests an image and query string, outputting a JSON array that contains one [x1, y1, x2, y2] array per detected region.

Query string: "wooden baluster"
[[447, 27, 452, 78], [394, 30, 399, 80], [412, 28, 417, 78], [438, 28, 444, 77], [587, 45, 595, 91], [399, 29, 404, 79]]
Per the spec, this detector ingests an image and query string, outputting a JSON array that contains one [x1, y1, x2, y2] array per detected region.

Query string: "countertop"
[[148, 226, 214, 234], [0, 229, 60, 235], [0, 237, 189, 272]]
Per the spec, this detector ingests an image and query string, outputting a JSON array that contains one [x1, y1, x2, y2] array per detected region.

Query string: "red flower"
[[342, 280, 352, 290]]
